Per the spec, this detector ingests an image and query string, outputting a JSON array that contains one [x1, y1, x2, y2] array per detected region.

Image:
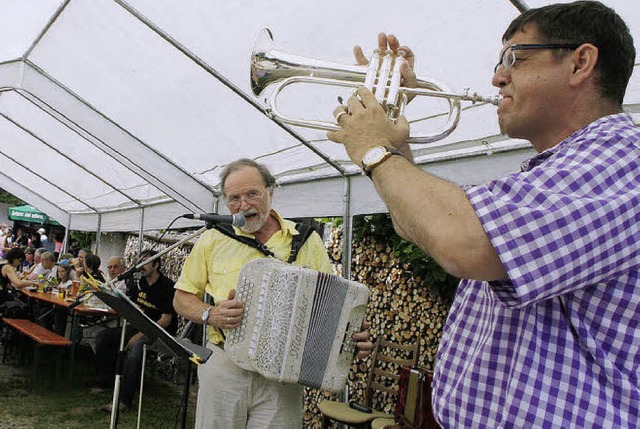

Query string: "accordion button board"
[[225, 258, 370, 393]]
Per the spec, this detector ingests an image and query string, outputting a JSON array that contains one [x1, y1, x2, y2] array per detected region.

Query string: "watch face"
[[363, 146, 386, 165], [201, 307, 210, 321]]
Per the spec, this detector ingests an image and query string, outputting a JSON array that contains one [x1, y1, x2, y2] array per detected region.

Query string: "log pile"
[[303, 225, 450, 428], [123, 225, 451, 428]]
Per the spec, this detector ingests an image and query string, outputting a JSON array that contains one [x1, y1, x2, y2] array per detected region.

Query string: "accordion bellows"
[[225, 259, 370, 393]]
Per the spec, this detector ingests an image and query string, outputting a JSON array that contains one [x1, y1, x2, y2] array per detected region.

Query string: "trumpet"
[[251, 29, 501, 144]]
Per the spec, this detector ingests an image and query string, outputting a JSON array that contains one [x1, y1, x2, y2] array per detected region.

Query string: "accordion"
[[225, 258, 370, 393]]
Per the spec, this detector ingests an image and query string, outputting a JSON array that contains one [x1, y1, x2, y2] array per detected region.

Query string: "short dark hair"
[[220, 159, 276, 197], [84, 254, 102, 271], [5, 247, 25, 264], [139, 249, 161, 272], [503, 1, 635, 105]]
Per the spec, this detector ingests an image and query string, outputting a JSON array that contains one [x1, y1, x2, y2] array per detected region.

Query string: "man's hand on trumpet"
[[328, 33, 416, 169], [353, 33, 418, 92], [328, 86, 412, 164]]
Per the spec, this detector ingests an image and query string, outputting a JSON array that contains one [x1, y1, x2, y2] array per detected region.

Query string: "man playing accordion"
[[174, 158, 372, 429]]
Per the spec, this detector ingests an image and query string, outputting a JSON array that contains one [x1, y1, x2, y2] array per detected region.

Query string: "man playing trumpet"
[[329, 1, 639, 427]]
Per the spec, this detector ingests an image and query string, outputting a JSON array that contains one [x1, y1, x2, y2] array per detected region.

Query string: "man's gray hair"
[[220, 159, 276, 197]]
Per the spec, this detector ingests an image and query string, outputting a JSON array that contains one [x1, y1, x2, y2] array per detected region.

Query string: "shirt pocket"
[[209, 258, 245, 299]]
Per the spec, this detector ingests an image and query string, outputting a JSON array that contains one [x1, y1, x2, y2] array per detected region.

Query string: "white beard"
[[239, 203, 271, 234]]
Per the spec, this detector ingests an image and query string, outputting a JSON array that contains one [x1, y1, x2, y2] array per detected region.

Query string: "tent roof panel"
[[0, 0, 636, 231]]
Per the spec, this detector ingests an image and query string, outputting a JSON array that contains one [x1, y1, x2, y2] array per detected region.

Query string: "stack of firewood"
[[303, 226, 450, 428]]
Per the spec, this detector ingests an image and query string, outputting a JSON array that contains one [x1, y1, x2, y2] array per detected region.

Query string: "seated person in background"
[[24, 248, 48, 278], [0, 248, 40, 302], [106, 256, 131, 295], [23, 247, 35, 271], [48, 252, 73, 280], [95, 249, 177, 412], [27, 251, 55, 281], [82, 254, 106, 283], [71, 248, 92, 279], [79, 256, 129, 355], [51, 259, 74, 335], [55, 259, 73, 289]]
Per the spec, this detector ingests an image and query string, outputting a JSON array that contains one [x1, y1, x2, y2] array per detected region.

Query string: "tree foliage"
[[69, 231, 95, 251], [323, 214, 459, 303], [0, 189, 24, 205]]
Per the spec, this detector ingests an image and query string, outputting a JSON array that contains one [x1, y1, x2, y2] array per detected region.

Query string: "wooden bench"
[[2, 318, 72, 390]]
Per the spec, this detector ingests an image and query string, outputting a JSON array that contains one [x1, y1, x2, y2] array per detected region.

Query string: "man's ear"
[[569, 43, 598, 87]]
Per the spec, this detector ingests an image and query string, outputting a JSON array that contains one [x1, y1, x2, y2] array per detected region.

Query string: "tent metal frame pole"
[[339, 177, 354, 422], [0, 148, 97, 213], [341, 178, 353, 282], [63, 217, 71, 256], [95, 213, 102, 253], [0, 106, 140, 208], [114, 0, 346, 177], [138, 208, 145, 256], [23, 0, 71, 59], [0, 171, 67, 215], [508, 0, 529, 12], [4, 70, 211, 212]]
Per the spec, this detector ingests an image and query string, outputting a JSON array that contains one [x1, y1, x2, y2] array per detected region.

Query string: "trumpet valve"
[[374, 50, 394, 103], [387, 51, 405, 109], [364, 49, 382, 90]]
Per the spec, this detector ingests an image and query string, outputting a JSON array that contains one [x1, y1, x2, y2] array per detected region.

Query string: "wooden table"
[[19, 289, 116, 314]]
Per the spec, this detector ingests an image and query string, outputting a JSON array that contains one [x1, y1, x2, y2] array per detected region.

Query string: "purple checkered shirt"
[[433, 113, 640, 428]]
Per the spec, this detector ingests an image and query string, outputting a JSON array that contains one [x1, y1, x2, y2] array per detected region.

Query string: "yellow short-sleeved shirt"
[[174, 210, 332, 344]]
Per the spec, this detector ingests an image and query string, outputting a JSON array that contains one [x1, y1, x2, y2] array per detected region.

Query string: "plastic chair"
[[319, 335, 420, 428], [370, 418, 400, 429]]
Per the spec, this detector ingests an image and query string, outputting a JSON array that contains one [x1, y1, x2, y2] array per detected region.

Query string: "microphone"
[[182, 213, 246, 227]]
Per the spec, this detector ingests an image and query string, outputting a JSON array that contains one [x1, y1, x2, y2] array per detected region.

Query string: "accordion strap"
[[213, 222, 315, 263], [287, 223, 314, 263]]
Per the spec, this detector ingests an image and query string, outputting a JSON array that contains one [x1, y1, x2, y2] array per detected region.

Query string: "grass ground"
[[0, 342, 196, 429]]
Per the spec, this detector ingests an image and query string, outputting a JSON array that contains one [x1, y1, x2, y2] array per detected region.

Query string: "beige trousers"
[[195, 343, 303, 429]]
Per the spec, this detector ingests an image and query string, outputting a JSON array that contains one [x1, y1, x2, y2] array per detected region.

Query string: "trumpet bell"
[[251, 28, 366, 98]]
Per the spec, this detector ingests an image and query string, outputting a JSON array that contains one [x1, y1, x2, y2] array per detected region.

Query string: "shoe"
[[101, 401, 130, 413]]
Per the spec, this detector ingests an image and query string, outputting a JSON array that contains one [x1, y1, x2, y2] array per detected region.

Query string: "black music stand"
[[93, 288, 212, 429]]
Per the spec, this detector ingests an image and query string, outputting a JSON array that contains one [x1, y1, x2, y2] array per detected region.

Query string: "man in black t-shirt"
[[95, 250, 176, 412]]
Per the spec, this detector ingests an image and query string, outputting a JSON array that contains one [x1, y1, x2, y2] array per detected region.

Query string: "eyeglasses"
[[226, 188, 268, 208], [494, 43, 581, 73], [107, 264, 123, 270]]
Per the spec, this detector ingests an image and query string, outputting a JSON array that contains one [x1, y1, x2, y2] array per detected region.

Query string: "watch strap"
[[363, 146, 404, 177], [201, 305, 213, 324]]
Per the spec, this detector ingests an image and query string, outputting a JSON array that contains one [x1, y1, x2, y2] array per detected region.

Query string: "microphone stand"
[[108, 223, 214, 428], [109, 320, 128, 429], [115, 226, 209, 282]]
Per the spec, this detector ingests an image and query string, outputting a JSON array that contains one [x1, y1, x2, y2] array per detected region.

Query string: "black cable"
[[155, 215, 183, 243]]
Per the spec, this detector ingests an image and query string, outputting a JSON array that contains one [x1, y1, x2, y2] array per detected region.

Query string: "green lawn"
[[0, 344, 196, 429]]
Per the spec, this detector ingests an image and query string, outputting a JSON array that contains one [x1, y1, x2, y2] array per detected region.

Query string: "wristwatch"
[[201, 306, 213, 325], [361, 146, 404, 177]]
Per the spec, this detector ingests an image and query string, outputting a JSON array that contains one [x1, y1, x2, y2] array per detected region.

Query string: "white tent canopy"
[[0, 0, 638, 232]]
